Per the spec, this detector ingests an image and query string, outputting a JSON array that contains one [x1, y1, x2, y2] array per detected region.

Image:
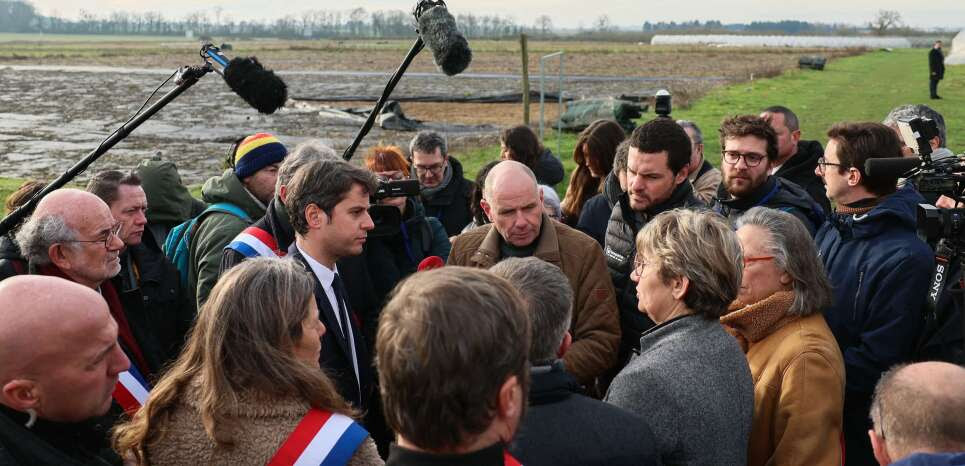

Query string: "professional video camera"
[[654, 89, 672, 118], [368, 179, 421, 237], [876, 116, 965, 363]]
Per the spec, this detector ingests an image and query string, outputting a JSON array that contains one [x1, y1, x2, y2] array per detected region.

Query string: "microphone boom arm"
[[0, 64, 213, 237]]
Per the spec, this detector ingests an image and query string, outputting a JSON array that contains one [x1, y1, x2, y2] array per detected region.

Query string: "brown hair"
[[284, 160, 378, 235], [112, 258, 353, 462], [376, 267, 530, 450], [561, 119, 626, 223], [499, 125, 542, 171], [718, 115, 779, 162], [4, 180, 45, 215], [364, 145, 411, 177], [86, 170, 142, 207], [826, 122, 903, 196]]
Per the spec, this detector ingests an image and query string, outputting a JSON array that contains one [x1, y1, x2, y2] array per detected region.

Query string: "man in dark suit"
[[283, 158, 378, 410], [930, 40, 945, 99]]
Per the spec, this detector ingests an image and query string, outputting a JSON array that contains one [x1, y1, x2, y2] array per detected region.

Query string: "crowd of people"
[[0, 100, 963, 466]]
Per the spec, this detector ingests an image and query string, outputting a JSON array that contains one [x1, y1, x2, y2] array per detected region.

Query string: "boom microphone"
[[864, 157, 922, 178], [202, 44, 287, 114], [416, 2, 473, 76]]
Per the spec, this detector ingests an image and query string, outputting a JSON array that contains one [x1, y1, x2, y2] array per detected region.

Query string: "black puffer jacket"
[[774, 140, 831, 214], [714, 176, 826, 236], [576, 172, 623, 247], [421, 157, 475, 237], [604, 182, 704, 363]]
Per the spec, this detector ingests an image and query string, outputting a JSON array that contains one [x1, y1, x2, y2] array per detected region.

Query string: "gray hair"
[[675, 120, 703, 145], [276, 140, 340, 194], [882, 104, 947, 148], [489, 257, 573, 363], [871, 363, 965, 456], [539, 185, 562, 220], [409, 131, 448, 158], [735, 207, 832, 315], [14, 214, 78, 265], [612, 139, 631, 175], [283, 160, 378, 235], [635, 209, 743, 318]]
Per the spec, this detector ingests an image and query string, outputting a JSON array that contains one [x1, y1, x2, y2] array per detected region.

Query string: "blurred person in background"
[[675, 120, 721, 204], [499, 125, 564, 187], [409, 131, 475, 236], [759, 106, 831, 213], [577, 139, 629, 247], [561, 119, 626, 226]]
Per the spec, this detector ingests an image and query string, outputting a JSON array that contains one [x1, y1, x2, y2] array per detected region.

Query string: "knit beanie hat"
[[234, 133, 287, 179]]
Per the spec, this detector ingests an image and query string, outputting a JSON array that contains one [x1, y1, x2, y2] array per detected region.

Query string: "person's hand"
[[935, 195, 963, 208]]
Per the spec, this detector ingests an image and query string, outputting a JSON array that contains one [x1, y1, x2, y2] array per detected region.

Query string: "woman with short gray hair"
[[722, 206, 845, 466], [605, 208, 754, 465]]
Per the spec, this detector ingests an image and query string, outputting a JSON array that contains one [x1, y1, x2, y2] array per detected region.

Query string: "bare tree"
[[594, 14, 611, 33], [870, 10, 902, 36], [535, 15, 553, 36]]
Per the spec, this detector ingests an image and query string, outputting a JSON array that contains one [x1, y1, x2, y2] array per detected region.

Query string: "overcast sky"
[[28, 0, 965, 30]]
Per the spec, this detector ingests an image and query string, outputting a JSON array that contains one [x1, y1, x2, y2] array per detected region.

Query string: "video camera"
[[654, 89, 672, 118], [368, 179, 421, 237]]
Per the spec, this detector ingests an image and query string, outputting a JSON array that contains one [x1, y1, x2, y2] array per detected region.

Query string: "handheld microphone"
[[418, 256, 445, 271], [864, 157, 922, 178], [416, 2, 473, 76], [201, 44, 288, 114]]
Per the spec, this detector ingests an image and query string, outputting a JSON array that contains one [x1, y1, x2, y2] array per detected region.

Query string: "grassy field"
[[3, 47, 961, 209]]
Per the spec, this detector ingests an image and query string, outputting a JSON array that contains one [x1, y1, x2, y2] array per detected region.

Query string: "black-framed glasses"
[[65, 223, 122, 249], [816, 157, 844, 174], [722, 150, 767, 167], [413, 162, 445, 175]]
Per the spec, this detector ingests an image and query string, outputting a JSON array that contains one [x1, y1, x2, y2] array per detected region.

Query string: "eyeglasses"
[[65, 223, 122, 249], [743, 255, 775, 266], [413, 162, 445, 175], [815, 157, 844, 174], [722, 150, 767, 167], [376, 172, 405, 183], [633, 256, 648, 277]]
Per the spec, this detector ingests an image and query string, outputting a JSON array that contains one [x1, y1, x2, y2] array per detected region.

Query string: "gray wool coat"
[[605, 314, 754, 466]]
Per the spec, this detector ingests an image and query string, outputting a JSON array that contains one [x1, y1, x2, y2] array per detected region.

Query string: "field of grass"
[[3, 47, 961, 210]]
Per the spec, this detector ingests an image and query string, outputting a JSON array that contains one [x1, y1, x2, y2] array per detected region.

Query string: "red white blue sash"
[[267, 408, 368, 466], [112, 365, 150, 415], [226, 226, 285, 258]]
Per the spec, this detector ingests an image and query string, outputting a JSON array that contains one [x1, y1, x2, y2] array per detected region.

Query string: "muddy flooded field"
[[0, 39, 859, 184]]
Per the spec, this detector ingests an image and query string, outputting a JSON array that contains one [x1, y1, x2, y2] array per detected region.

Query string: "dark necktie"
[[331, 273, 352, 342]]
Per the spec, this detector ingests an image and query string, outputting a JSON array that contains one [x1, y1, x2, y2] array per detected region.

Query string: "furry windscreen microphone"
[[417, 5, 473, 76], [223, 57, 288, 114]]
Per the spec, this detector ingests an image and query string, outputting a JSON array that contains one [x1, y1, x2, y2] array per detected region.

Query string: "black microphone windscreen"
[[864, 157, 922, 178], [418, 5, 473, 76], [224, 56, 288, 114]]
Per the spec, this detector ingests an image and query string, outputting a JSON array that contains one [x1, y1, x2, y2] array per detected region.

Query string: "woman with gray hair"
[[605, 209, 753, 465], [722, 206, 845, 466]]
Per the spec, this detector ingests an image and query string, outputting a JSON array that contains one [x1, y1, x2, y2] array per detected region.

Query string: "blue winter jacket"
[[816, 184, 934, 396]]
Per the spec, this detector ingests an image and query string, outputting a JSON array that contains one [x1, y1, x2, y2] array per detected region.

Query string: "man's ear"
[[848, 166, 863, 188], [481, 198, 493, 222], [47, 244, 72, 271], [557, 331, 573, 358], [2, 380, 40, 413], [869, 429, 892, 466], [497, 375, 523, 436], [791, 129, 802, 144], [305, 203, 327, 229], [278, 185, 288, 203]]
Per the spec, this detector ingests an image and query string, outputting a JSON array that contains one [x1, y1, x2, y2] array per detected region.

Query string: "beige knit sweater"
[[145, 380, 383, 466]]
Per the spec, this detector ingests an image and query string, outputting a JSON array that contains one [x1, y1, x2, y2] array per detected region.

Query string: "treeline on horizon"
[[0, 0, 940, 40]]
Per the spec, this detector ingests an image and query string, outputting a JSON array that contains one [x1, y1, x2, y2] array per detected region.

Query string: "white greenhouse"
[[946, 30, 965, 65], [651, 35, 912, 49]]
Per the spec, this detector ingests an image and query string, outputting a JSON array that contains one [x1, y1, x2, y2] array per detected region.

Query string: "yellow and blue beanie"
[[234, 133, 287, 179]]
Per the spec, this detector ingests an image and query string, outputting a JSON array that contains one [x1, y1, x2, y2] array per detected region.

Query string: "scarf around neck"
[[720, 290, 796, 352], [420, 161, 454, 199]]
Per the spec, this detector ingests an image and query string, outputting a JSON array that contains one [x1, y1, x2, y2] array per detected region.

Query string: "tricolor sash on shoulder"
[[504, 450, 522, 466], [226, 226, 285, 258], [112, 365, 150, 415], [268, 408, 368, 466]]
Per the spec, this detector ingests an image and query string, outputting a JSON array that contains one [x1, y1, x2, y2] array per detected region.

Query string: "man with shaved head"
[[869, 362, 965, 465], [0, 275, 129, 464], [449, 160, 619, 389], [0, 189, 157, 380]]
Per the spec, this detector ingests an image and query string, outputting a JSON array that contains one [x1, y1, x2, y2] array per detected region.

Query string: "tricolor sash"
[[226, 226, 285, 258], [267, 408, 368, 466], [112, 365, 150, 415], [504, 450, 522, 466]]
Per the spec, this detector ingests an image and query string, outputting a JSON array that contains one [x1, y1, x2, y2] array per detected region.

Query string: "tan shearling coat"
[[721, 291, 846, 466]]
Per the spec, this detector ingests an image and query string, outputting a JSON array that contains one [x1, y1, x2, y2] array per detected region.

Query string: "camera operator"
[[813, 122, 935, 466], [883, 104, 956, 162], [363, 145, 451, 308]]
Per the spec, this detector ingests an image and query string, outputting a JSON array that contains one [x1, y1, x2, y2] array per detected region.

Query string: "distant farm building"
[[947, 30, 965, 65], [651, 35, 912, 48]]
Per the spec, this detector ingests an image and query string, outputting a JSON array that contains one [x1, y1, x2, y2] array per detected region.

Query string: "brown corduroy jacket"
[[448, 214, 620, 385], [722, 291, 846, 466]]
